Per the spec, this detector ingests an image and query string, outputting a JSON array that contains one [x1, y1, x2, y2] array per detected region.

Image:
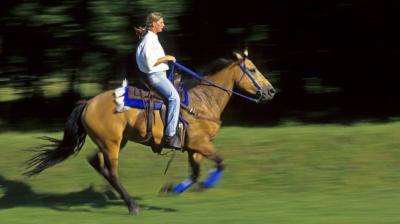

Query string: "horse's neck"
[[190, 70, 235, 118]]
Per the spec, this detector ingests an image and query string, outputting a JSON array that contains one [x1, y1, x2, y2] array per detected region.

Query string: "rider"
[[135, 12, 181, 149]]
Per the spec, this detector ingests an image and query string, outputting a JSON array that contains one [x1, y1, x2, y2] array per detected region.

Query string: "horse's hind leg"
[[104, 146, 140, 215], [88, 141, 139, 215], [87, 151, 118, 199], [87, 139, 128, 199], [88, 151, 107, 176]]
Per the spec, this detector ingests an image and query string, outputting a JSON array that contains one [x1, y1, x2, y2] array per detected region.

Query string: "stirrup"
[[161, 134, 181, 149]]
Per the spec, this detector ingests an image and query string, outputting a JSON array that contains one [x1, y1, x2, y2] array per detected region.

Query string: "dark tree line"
[[0, 0, 398, 128]]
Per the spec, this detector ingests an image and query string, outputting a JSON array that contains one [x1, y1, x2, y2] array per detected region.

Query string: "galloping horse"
[[24, 51, 275, 215]]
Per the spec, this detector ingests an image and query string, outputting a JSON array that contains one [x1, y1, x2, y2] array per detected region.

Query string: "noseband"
[[238, 60, 264, 103]]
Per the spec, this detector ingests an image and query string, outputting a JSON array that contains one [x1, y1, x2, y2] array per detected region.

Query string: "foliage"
[[0, 1, 396, 120], [0, 0, 188, 89]]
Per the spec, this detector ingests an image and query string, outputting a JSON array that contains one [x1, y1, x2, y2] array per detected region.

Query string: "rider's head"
[[146, 12, 164, 31], [135, 12, 164, 38]]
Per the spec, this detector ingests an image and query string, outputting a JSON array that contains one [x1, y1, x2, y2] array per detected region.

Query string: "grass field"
[[1, 122, 400, 223]]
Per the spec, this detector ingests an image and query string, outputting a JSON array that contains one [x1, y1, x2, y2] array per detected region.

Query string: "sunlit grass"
[[0, 122, 400, 223]]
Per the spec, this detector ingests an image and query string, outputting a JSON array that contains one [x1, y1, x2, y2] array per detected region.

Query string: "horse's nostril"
[[269, 87, 276, 96]]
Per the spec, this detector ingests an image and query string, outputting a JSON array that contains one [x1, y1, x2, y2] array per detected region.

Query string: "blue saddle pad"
[[123, 87, 164, 110], [114, 79, 189, 125]]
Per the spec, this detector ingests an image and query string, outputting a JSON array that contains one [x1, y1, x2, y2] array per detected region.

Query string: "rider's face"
[[152, 18, 165, 33]]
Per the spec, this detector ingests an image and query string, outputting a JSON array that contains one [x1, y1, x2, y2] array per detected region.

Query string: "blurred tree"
[[0, 0, 398, 125], [0, 0, 189, 95], [0, 0, 132, 124]]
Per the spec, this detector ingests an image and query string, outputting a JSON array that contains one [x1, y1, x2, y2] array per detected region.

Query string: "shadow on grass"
[[0, 175, 177, 213]]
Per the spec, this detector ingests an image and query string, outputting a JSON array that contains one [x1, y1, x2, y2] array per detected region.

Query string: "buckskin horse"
[[24, 51, 276, 215]]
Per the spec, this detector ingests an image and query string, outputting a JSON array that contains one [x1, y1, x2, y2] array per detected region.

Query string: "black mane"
[[182, 58, 234, 89], [199, 58, 234, 76]]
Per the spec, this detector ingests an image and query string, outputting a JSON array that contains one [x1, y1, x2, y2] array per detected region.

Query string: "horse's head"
[[231, 50, 276, 103]]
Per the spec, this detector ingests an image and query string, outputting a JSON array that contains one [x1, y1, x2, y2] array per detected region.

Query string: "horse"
[[24, 51, 276, 215]]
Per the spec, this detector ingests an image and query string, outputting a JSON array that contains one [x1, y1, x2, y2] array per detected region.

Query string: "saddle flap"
[[127, 86, 163, 102]]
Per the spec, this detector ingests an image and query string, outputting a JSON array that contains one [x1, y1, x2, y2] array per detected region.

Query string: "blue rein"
[[168, 61, 262, 194], [168, 62, 262, 103]]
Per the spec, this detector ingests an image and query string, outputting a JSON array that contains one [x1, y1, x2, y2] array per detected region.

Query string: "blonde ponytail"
[[134, 26, 147, 39]]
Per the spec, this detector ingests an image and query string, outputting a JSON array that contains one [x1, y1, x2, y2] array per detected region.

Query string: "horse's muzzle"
[[258, 86, 276, 103]]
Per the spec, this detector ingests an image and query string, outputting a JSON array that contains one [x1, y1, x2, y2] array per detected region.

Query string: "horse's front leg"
[[189, 151, 201, 182], [197, 148, 224, 189], [168, 150, 200, 194], [159, 150, 200, 194], [168, 143, 225, 194]]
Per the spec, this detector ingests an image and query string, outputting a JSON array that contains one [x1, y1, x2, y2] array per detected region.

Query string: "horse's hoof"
[[192, 182, 206, 192], [158, 182, 174, 196], [128, 199, 140, 215], [128, 203, 140, 215], [129, 206, 140, 215]]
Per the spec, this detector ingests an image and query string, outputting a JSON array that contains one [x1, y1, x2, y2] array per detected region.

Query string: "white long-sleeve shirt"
[[136, 31, 169, 74]]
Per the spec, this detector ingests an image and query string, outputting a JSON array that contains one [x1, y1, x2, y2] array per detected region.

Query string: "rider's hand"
[[166, 55, 176, 63]]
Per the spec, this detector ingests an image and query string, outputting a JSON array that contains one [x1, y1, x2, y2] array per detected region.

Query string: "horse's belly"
[[124, 109, 164, 144]]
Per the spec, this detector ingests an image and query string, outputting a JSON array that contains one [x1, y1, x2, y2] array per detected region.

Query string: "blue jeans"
[[145, 71, 180, 136]]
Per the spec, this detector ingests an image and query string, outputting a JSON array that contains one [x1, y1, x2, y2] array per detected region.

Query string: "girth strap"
[[180, 103, 221, 125], [136, 89, 154, 144], [145, 91, 155, 142]]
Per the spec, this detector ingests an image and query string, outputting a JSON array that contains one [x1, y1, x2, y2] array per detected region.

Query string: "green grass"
[[1, 122, 400, 223]]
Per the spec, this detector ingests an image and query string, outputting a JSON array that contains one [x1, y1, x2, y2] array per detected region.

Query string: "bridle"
[[170, 61, 264, 103], [237, 59, 264, 103]]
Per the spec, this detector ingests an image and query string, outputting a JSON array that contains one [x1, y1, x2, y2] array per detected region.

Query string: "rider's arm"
[[154, 55, 176, 66]]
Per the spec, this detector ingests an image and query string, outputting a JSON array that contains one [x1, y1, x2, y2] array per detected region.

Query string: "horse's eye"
[[249, 68, 256, 74]]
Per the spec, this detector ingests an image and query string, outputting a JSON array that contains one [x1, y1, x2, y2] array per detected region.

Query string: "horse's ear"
[[232, 51, 243, 60], [243, 48, 249, 57]]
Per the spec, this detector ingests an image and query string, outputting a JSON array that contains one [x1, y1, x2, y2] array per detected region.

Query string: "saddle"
[[114, 74, 187, 154]]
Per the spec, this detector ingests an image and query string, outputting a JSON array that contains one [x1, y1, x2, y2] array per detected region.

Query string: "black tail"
[[24, 102, 87, 176]]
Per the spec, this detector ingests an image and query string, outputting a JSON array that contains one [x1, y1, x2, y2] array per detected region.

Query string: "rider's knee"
[[169, 91, 180, 103]]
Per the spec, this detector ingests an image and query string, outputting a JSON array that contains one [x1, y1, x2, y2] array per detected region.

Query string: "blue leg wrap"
[[172, 178, 193, 194], [202, 168, 223, 188]]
